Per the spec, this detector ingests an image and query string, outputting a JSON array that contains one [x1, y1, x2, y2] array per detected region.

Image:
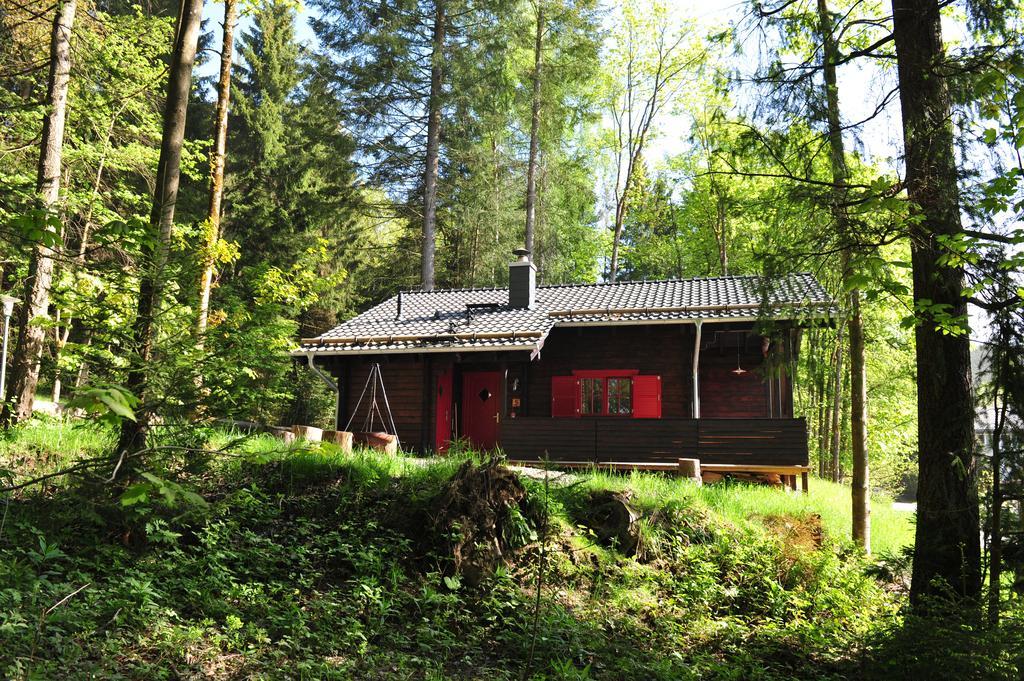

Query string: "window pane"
[[581, 378, 603, 415], [608, 377, 632, 415]]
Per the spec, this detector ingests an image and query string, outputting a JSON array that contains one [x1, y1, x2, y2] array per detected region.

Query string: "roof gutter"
[[300, 329, 545, 347], [292, 343, 542, 358]]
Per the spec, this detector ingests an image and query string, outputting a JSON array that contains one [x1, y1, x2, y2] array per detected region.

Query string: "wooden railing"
[[499, 417, 808, 467]]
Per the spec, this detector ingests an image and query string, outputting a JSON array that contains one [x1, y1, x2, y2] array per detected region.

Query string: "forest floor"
[[1, 417, 1022, 680]]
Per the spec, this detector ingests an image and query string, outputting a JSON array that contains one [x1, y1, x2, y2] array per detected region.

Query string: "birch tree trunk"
[[524, 0, 543, 256], [421, 0, 445, 292], [3, 0, 76, 425], [118, 0, 205, 453], [892, 0, 981, 607], [606, 17, 692, 283], [196, 0, 238, 340]]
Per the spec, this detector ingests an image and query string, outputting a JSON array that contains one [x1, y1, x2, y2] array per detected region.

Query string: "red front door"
[[435, 368, 453, 452], [461, 371, 502, 450]]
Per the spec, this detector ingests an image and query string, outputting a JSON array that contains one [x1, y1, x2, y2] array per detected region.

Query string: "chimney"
[[509, 248, 536, 309]]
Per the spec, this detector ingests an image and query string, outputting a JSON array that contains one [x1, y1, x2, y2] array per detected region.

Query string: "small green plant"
[[65, 384, 139, 426]]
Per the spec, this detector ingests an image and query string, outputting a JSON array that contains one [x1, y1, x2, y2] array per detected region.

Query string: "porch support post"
[[691, 320, 703, 418], [335, 359, 350, 431]]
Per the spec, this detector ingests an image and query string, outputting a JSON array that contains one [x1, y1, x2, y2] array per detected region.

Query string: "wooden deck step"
[[505, 459, 811, 493]]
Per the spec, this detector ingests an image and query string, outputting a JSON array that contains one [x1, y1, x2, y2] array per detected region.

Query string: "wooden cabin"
[[295, 255, 834, 479]]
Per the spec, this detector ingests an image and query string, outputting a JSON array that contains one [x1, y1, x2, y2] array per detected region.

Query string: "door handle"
[[493, 413, 500, 423]]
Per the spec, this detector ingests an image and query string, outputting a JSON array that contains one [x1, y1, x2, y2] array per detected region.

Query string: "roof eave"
[[291, 342, 542, 358]]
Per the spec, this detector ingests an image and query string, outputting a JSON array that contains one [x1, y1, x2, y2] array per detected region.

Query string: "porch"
[[499, 416, 809, 467]]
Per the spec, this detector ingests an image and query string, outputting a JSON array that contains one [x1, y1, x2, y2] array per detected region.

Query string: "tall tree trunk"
[[830, 319, 845, 481], [817, 0, 869, 551], [988, 377, 1005, 625], [536, 150, 547, 276], [524, 0, 543, 256], [848, 286, 869, 548], [197, 0, 238, 340], [3, 0, 76, 425], [421, 0, 445, 292], [817, 338, 830, 477], [715, 193, 728, 276], [608, 159, 635, 283], [52, 310, 66, 404], [118, 0, 204, 453], [891, 0, 980, 607]]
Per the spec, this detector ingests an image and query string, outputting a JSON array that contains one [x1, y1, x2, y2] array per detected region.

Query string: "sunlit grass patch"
[[0, 415, 114, 482], [533, 464, 914, 556]]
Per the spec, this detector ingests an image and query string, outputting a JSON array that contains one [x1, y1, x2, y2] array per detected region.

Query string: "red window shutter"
[[551, 376, 580, 417], [632, 375, 661, 418]]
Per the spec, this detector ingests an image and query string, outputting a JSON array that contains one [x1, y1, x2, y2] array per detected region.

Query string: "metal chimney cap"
[[513, 248, 530, 262]]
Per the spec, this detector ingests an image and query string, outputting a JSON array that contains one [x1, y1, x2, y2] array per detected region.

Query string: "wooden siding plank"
[[500, 417, 808, 466]]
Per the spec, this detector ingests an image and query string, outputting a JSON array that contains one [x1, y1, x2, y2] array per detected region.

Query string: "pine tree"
[[892, 0, 981, 607]]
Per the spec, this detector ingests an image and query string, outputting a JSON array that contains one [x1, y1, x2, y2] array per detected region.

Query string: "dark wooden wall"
[[699, 342, 771, 418], [501, 417, 809, 466], [333, 357, 443, 450], [525, 325, 694, 418], [322, 321, 795, 453]]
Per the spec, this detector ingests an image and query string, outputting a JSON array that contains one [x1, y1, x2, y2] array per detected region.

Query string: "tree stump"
[[580, 489, 641, 555], [276, 430, 296, 445], [677, 458, 701, 485], [322, 430, 353, 453], [291, 425, 323, 442], [433, 459, 528, 585], [353, 431, 398, 454]]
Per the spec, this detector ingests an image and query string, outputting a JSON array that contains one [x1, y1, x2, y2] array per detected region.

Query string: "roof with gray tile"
[[295, 273, 835, 356]]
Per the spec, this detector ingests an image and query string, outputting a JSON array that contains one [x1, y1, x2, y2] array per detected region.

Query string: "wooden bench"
[[506, 459, 811, 493], [700, 464, 811, 493]]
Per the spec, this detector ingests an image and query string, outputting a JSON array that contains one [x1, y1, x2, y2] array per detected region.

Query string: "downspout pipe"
[[305, 352, 338, 393], [692, 320, 702, 419]]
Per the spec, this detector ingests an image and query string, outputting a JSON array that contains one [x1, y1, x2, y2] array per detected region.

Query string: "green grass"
[[3, 419, 914, 555], [560, 468, 914, 556], [200, 430, 917, 555], [5, 421, 1015, 680], [0, 415, 114, 481]]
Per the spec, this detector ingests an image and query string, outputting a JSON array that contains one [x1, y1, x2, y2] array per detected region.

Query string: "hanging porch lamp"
[[732, 336, 747, 376]]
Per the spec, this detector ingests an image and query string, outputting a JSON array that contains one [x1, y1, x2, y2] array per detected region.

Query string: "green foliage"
[[310, 0, 603, 290], [5, 427, 1001, 680], [65, 384, 139, 426]]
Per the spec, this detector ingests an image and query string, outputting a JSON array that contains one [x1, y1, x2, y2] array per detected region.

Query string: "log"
[[677, 458, 701, 485], [276, 430, 296, 445], [353, 431, 398, 454], [580, 490, 640, 555], [291, 425, 323, 442], [322, 430, 353, 453]]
